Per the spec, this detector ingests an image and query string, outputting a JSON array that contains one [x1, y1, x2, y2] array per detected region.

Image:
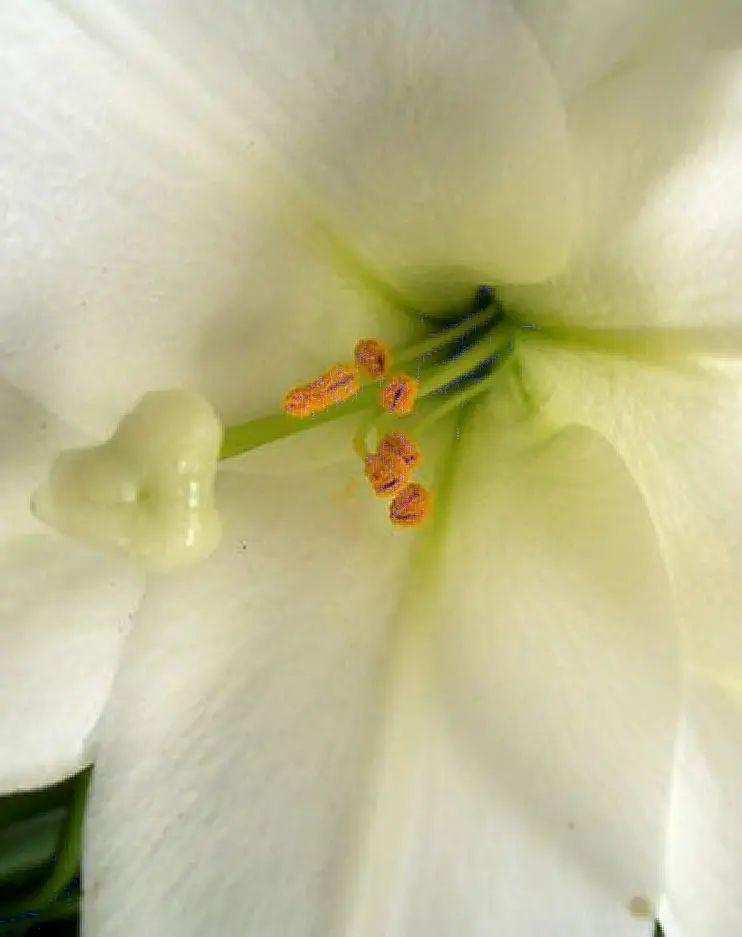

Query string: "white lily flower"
[[3, 2, 742, 936]]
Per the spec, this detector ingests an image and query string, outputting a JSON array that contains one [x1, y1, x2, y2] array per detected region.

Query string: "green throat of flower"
[[220, 286, 523, 529]]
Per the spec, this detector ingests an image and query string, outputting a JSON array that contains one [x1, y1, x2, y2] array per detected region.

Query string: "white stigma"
[[31, 390, 223, 571]]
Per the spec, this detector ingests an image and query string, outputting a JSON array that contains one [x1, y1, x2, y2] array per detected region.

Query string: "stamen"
[[283, 385, 314, 417], [389, 482, 432, 528], [364, 447, 409, 499], [283, 364, 360, 417], [380, 373, 417, 415], [354, 339, 391, 378], [377, 432, 421, 472]]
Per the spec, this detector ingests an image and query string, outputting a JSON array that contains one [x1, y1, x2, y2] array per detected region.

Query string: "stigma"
[[31, 390, 223, 570]]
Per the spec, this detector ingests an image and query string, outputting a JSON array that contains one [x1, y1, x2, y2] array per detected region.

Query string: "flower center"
[[221, 286, 518, 529], [32, 282, 724, 566]]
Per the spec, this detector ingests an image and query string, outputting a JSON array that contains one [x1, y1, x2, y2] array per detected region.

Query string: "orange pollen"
[[364, 449, 408, 499], [389, 482, 432, 528], [377, 432, 421, 472], [380, 373, 417, 415], [354, 338, 391, 379], [283, 364, 360, 417]]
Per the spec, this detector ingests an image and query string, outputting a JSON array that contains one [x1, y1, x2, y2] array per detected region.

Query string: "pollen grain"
[[389, 482, 432, 528], [377, 432, 421, 472], [354, 339, 391, 379], [364, 448, 408, 499], [283, 364, 360, 417], [380, 373, 417, 415]]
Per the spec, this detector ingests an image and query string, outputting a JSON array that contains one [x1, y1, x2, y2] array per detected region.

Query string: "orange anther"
[[306, 364, 360, 404], [283, 385, 314, 417], [364, 449, 408, 498], [354, 339, 391, 379], [377, 432, 421, 472], [389, 482, 432, 528], [283, 364, 360, 418], [380, 373, 417, 415]]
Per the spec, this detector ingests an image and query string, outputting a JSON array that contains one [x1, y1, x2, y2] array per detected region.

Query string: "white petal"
[[82, 461, 412, 937], [0, 2, 404, 432], [83, 395, 682, 935], [431, 405, 681, 931], [515, 0, 742, 98], [401, 720, 657, 937], [502, 52, 742, 329], [661, 676, 742, 936], [0, 382, 144, 792], [519, 342, 742, 932], [649, 1, 742, 66], [0, 380, 83, 542], [520, 345, 742, 677], [315, 410, 679, 936], [0, 534, 142, 793], [48, 0, 576, 299]]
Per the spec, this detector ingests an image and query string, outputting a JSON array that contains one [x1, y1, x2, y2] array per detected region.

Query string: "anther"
[[364, 448, 408, 499], [283, 364, 360, 417], [389, 482, 432, 528], [377, 432, 421, 472], [283, 385, 314, 417], [380, 373, 417, 415], [354, 339, 391, 379]]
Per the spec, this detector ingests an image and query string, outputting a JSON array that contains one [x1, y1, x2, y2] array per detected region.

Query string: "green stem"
[[417, 328, 510, 397], [422, 395, 478, 556], [395, 307, 500, 368], [351, 408, 380, 460], [219, 386, 377, 460], [0, 769, 90, 919], [411, 379, 491, 437], [220, 310, 508, 462], [220, 313, 505, 461]]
